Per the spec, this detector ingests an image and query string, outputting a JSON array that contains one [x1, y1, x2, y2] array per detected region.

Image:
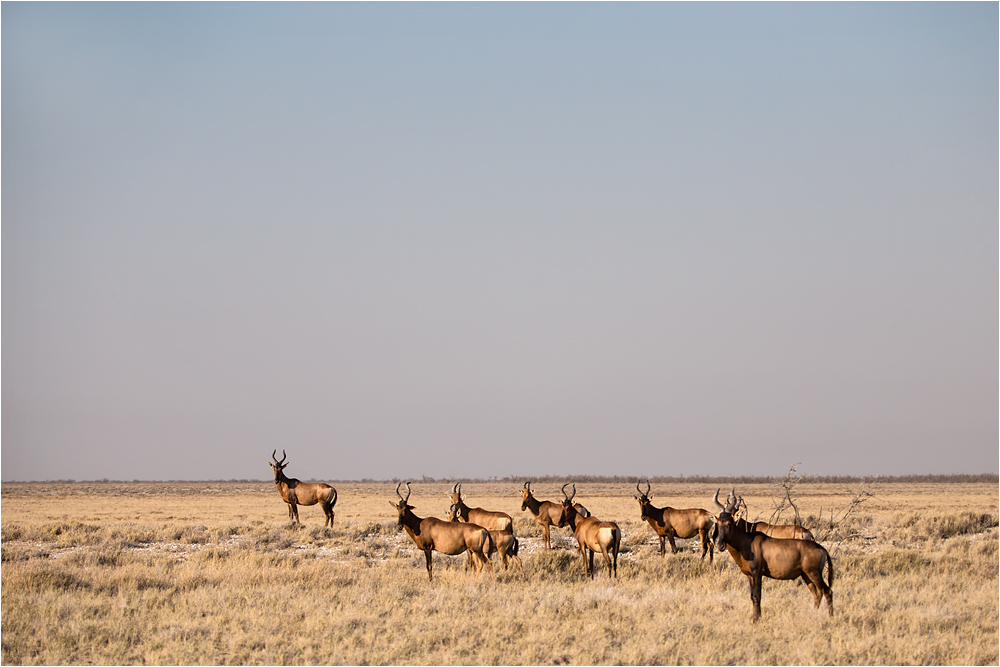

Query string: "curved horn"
[[644, 480, 651, 497], [396, 482, 405, 502], [636, 482, 643, 495], [453, 482, 460, 494], [404, 481, 412, 503], [271, 449, 278, 463], [727, 488, 738, 513], [279, 449, 287, 465], [457, 483, 462, 496], [561, 483, 576, 502], [713, 488, 726, 512]]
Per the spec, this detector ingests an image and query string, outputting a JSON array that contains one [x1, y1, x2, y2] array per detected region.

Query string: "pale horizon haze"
[[3, 3, 997, 482]]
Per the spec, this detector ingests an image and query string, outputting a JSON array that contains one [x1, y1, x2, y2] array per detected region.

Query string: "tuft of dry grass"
[[2, 482, 997, 665]]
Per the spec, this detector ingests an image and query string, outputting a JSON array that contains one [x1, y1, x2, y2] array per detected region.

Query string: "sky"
[[2, 3, 997, 482]]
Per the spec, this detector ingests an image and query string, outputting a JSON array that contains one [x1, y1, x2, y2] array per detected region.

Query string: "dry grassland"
[[2, 481, 998, 665]]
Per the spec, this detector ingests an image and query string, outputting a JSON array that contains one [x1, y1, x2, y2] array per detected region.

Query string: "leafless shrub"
[[815, 477, 880, 544]]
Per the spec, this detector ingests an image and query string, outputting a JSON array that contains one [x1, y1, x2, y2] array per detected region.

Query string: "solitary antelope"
[[520, 481, 567, 549], [447, 504, 525, 577], [561, 484, 621, 579], [714, 489, 833, 622], [449, 483, 514, 534], [268, 450, 337, 527], [634, 481, 716, 561], [392, 483, 495, 582]]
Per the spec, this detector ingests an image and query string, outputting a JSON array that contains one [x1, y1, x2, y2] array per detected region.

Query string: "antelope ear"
[[389, 501, 397, 508]]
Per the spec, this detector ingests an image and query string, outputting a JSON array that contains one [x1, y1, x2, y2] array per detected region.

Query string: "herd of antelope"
[[269, 451, 834, 622]]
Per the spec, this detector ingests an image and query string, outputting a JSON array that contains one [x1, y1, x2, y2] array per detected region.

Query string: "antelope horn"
[[713, 488, 726, 512], [396, 482, 405, 502], [644, 480, 651, 497], [457, 483, 462, 495], [404, 481, 412, 503], [561, 483, 576, 502], [636, 482, 643, 495], [727, 488, 738, 513], [524, 481, 531, 491], [279, 449, 287, 465], [453, 482, 460, 494]]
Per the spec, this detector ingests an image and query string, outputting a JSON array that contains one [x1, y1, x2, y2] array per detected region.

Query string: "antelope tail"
[[511, 535, 520, 557], [826, 550, 834, 587], [328, 487, 338, 507], [485, 530, 495, 557]]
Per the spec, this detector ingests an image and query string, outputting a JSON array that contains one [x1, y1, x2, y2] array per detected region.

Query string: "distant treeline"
[[5, 473, 998, 485]]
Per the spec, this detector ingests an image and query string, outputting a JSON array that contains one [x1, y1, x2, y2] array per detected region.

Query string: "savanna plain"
[[2, 479, 998, 665]]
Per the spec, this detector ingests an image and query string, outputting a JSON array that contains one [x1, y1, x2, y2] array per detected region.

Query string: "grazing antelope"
[[447, 504, 525, 577], [714, 489, 833, 622], [392, 483, 495, 582], [449, 483, 514, 534], [268, 450, 337, 527], [520, 482, 568, 549], [561, 484, 621, 579], [634, 481, 716, 562]]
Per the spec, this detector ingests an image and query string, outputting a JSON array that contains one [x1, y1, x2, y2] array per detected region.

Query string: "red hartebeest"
[[714, 489, 833, 622], [731, 495, 815, 540], [520, 482, 567, 549], [392, 483, 495, 582], [634, 481, 716, 561], [450, 483, 514, 534], [268, 450, 337, 527], [447, 504, 525, 577], [746, 521, 815, 541], [561, 484, 621, 579]]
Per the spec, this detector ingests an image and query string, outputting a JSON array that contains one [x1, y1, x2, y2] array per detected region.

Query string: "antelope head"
[[635, 480, 653, 519], [268, 449, 288, 481], [391, 482, 414, 530], [712, 488, 739, 549], [450, 482, 463, 506], [520, 481, 533, 511], [559, 483, 578, 524], [446, 503, 460, 522]]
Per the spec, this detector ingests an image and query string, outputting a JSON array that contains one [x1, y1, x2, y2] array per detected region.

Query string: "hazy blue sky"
[[3, 3, 997, 481]]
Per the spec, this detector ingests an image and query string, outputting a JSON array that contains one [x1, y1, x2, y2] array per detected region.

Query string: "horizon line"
[[2, 473, 997, 485]]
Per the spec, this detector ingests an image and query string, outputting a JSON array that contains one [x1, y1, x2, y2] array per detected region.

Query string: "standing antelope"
[[634, 481, 716, 562], [520, 482, 568, 549], [731, 495, 815, 540], [714, 489, 833, 622], [561, 484, 621, 579], [268, 450, 337, 527], [447, 504, 525, 577], [449, 483, 514, 534], [745, 521, 815, 541], [392, 483, 495, 582]]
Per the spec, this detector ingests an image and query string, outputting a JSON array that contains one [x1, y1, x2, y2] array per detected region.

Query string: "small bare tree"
[[814, 477, 880, 545], [766, 463, 807, 528]]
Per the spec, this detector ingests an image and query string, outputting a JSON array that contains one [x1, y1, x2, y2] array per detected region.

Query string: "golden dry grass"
[[2, 481, 998, 665]]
